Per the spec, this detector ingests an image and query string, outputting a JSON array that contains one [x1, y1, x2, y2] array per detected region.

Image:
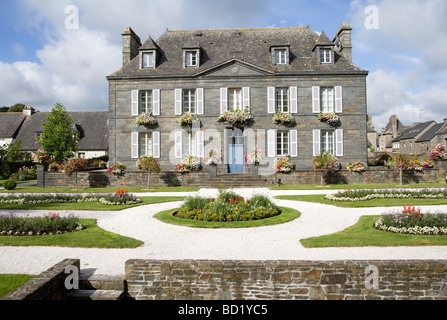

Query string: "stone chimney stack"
[[333, 21, 352, 62], [23, 106, 35, 116], [122, 26, 142, 67]]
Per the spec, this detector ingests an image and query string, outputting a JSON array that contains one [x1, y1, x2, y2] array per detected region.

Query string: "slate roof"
[[392, 121, 435, 142], [415, 123, 443, 142], [108, 27, 367, 79], [0, 113, 26, 138], [14, 111, 108, 152]]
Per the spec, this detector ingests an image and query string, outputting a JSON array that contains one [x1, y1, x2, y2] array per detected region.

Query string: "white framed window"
[[185, 50, 198, 67], [320, 87, 334, 113], [140, 90, 152, 114], [320, 48, 332, 64], [140, 132, 153, 157], [277, 131, 289, 156], [273, 48, 288, 65], [183, 89, 196, 114], [321, 130, 335, 155], [174, 130, 205, 158], [229, 88, 242, 111], [276, 88, 289, 113], [142, 51, 155, 68]]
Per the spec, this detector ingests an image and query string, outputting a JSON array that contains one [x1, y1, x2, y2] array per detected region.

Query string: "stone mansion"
[[106, 22, 369, 175]]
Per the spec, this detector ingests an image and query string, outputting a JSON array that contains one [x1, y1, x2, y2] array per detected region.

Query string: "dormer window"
[[141, 50, 156, 69], [320, 48, 332, 64], [271, 47, 289, 66], [184, 50, 200, 68]]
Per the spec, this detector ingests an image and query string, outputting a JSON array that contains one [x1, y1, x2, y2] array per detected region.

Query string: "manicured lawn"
[[275, 194, 447, 207], [0, 196, 186, 211], [0, 219, 142, 248], [0, 274, 34, 298], [0, 185, 199, 194], [154, 206, 301, 228], [270, 182, 447, 191], [300, 215, 447, 247]]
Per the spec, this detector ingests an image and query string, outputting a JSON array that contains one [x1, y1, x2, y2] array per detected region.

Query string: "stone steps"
[[197, 174, 269, 187], [65, 274, 132, 301]]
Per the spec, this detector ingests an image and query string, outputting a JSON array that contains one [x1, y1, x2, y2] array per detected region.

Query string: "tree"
[[37, 103, 79, 163], [136, 156, 161, 188], [8, 103, 25, 112]]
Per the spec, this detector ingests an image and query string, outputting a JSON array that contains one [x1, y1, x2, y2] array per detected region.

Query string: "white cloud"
[[350, 0, 447, 129]]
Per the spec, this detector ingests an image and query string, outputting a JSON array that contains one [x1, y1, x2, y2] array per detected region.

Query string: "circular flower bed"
[[175, 189, 280, 222], [0, 212, 84, 236], [374, 205, 447, 235]]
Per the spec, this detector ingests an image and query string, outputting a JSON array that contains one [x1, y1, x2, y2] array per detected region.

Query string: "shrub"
[[136, 156, 160, 173], [2, 180, 16, 190], [312, 152, 340, 171]]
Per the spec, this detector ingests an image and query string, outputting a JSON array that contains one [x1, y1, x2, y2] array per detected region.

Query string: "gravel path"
[[1, 188, 447, 277]]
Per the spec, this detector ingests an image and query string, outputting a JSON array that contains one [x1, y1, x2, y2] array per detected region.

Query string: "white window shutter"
[[196, 88, 204, 115], [242, 87, 250, 111], [289, 86, 298, 114], [131, 90, 139, 116], [175, 89, 182, 115], [335, 86, 343, 113], [153, 131, 160, 158], [290, 130, 298, 157], [313, 129, 321, 156], [336, 129, 344, 157], [152, 89, 160, 116], [267, 87, 275, 114], [196, 131, 205, 158], [131, 132, 139, 159], [312, 86, 320, 114], [220, 88, 228, 114], [267, 129, 276, 158], [151, 51, 156, 68], [175, 131, 182, 158]]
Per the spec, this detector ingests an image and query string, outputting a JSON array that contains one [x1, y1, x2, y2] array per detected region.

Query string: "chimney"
[[23, 106, 35, 116], [333, 21, 352, 62], [122, 26, 142, 67]]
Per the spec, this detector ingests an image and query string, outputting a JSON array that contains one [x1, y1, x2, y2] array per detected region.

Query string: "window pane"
[[183, 90, 196, 113], [229, 88, 242, 111], [139, 133, 153, 156], [276, 131, 289, 156], [321, 131, 334, 154], [276, 88, 289, 113], [321, 88, 334, 113], [185, 51, 197, 67], [140, 91, 152, 114], [274, 49, 287, 64], [142, 52, 154, 68]]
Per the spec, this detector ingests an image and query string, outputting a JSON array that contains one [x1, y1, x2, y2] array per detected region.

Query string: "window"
[[185, 50, 198, 67], [229, 88, 242, 111], [273, 48, 288, 65], [276, 88, 289, 113], [277, 131, 289, 156], [183, 132, 197, 157], [139, 132, 153, 157], [175, 131, 204, 158], [320, 87, 334, 113], [321, 131, 335, 155], [183, 90, 196, 114], [139, 90, 152, 114], [142, 51, 155, 68], [320, 48, 332, 64]]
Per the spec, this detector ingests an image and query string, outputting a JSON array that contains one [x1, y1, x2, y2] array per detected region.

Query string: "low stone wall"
[[125, 259, 447, 300], [1, 259, 79, 300], [37, 164, 445, 188]]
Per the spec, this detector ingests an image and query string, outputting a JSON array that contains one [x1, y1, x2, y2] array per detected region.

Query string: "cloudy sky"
[[0, 0, 446, 131]]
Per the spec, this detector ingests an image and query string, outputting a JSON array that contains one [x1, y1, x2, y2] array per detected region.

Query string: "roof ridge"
[[166, 26, 310, 33]]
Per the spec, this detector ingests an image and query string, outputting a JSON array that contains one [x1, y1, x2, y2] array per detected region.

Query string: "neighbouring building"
[[13, 108, 109, 160], [378, 115, 406, 153], [392, 121, 436, 155], [0, 112, 26, 147], [107, 22, 369, 174]]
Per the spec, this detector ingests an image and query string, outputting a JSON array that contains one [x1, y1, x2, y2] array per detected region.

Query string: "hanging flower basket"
[[108, 162, 126, 176], [317, 112, 339, 126], [430, 144, 447, 159], [178, 112, 199, 126], [272, 112, 295, 126], [136, 113, 157, 126], [274, 156, 293, 173], [204, 147, 221, 166], [347, 161, 366, 173], [217, 108, 253, 125], [245, 146, 263, 165]]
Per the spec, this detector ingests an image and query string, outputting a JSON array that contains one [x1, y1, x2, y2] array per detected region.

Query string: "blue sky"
[[0, 0, 446, 131]]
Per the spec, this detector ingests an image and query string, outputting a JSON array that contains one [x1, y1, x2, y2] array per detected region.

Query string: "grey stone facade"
[[107, 23, 369, 174]]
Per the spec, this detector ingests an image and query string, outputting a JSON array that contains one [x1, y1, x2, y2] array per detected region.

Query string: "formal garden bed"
[[0, 212, 84, 236], [374, 205, 447, 235], [175, 188, 281, 222], [325, 188, 447, 202], [0, 188, 142, 206]]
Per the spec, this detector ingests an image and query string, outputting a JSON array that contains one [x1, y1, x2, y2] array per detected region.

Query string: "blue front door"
[[228, 128, 244, 173]]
